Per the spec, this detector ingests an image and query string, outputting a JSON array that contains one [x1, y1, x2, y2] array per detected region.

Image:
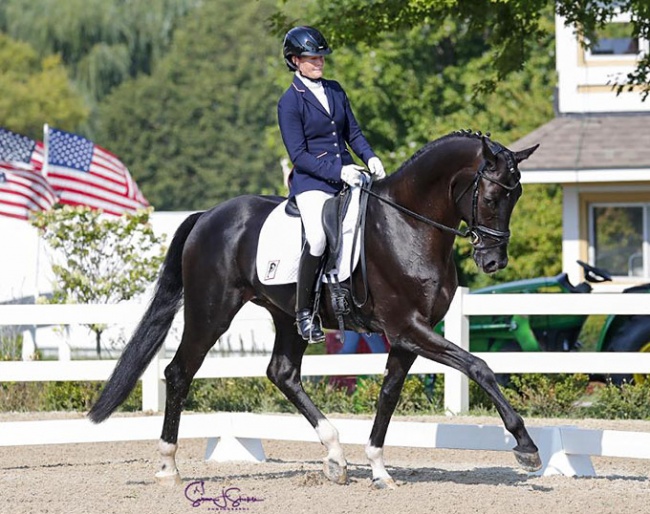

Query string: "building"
[[513, 11, 650, 288]]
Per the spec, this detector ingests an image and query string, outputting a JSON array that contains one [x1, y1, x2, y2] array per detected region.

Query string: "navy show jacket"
[[277, 75, 376, 197]]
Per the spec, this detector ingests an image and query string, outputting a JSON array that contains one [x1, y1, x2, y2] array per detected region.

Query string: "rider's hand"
[[340, 164, 365, 187], [367, 157, 386, 179]]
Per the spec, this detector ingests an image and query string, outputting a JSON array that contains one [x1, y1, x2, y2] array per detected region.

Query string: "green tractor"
[[437, 260, 650, 384]]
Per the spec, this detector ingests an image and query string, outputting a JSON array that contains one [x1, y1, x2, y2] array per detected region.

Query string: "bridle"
[[360, 145, 521, 249], [351, 141, 521, 308], [456, 144, 521, 249]]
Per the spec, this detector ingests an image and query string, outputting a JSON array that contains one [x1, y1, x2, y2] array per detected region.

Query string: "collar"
[[295, 71, 324, 89]]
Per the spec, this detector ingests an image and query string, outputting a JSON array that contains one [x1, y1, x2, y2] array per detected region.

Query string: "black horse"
[[89, 131, 539, 489]]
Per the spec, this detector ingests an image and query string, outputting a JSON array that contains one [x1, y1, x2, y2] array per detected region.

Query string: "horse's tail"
[[88, 211, 204, 424]]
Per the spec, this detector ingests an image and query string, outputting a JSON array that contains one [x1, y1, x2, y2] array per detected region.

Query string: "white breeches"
[[295, 190, 334, 257]]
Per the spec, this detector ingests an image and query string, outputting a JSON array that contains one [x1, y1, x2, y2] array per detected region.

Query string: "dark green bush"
[[502, 373, 590, 418], [586, 380, 650, 419], [3, 372, 650, 421], [0, 380, 142, 413]]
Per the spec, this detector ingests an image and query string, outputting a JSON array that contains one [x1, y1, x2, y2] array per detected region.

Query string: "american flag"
[[46, 128, 149, 216], [0, 128, 53, 220], [0, 128, 45, 169], [0, 162, 57, 220]]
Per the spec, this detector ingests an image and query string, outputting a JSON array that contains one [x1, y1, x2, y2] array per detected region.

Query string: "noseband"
[[462, 146, 521, 249], [360, 146, 521, 249]]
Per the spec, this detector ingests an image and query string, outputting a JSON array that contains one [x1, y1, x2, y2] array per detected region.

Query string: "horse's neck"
[[387, 147, 474, 221]]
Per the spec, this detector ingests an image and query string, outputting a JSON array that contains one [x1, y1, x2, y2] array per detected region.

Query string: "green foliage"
[[30, 206, 166, 354], [5, 373, 650, 421], [503, 373, 590, 418], [320, 13, 556, 175], [280, 0, 650, 100], [0, 331, 22, 361], [0, 33, 88, 139], [31, 206, 165, 305], [41, 381, 102, 411], [0, 380, 142, 412], [587, 381, 650, 420], [186, 378, 291, 413], [96, 0, 286, 210], [185, 375, 442, 415], [0, 0, 201, 104]]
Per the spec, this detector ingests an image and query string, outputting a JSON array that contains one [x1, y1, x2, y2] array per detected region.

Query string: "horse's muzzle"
[[473, 245, 509, 274]]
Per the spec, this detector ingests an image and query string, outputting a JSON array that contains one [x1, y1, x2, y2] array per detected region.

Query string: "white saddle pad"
[[256, 187, 362, 285]]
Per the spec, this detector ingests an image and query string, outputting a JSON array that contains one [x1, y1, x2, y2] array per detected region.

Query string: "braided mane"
[[395, 129, 489, 174]]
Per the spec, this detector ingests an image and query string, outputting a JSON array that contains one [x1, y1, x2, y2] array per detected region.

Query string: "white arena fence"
[[2, 288, 650, 477]]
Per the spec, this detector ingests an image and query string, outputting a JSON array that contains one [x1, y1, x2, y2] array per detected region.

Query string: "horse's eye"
[[483, 197, 497, 209]]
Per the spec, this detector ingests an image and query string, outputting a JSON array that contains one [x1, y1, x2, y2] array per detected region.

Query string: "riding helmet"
[[283, 26, 332, 71]]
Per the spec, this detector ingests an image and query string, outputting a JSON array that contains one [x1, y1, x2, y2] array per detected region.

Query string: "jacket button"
[[331, 120, 335, 124], [332, 132, 336, 136], [333, 142, 338, 147], [336, 154, 340, 158]]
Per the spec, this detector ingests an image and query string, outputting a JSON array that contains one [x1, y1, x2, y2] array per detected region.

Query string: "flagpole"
[[34, 123, 50, 302], [42, 123, 49, 178]]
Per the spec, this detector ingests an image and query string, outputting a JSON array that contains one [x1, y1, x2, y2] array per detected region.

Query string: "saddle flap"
[[256, 189, 362, 286], [322, 188, 352, 273]]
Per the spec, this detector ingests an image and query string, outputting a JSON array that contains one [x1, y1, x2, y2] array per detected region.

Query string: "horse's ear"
[[514, 144, 539, 163], [481, 136, 497, 166]]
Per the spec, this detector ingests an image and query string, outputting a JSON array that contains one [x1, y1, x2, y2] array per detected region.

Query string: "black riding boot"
[[295, 247, 325, 343]]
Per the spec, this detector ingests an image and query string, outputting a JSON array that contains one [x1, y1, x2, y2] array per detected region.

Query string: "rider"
[[278, 26, 386, 343]]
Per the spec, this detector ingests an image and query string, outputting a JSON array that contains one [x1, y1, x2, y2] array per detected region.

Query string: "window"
[[589, 22, 639, 56], [590, 204, 645, 277]]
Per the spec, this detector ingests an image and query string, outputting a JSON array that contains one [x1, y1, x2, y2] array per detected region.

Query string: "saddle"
[[286, 184, 368, 340], [284, 187, 352, 275]]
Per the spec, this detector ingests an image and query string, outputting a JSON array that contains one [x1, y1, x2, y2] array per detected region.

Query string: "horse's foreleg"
[[404, 323, 541, 472], [266, 315, 348, 484], [366, 347, 417, 489]]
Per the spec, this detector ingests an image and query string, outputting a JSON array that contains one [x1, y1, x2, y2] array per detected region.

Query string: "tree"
[[96, 0, 286, 210], [0, 34, 87, 139], [272, 0, 650, 100], [322, 15, 556, 173], [0, 0, 201, 103], [30, 206, 166, 356]]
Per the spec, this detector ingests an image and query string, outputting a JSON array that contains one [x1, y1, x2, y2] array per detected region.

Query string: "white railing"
[[3, 289, 650, 415], [3, 289, 650, 477]]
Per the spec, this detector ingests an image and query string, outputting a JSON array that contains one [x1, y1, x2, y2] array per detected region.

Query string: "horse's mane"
[[394, 129, 487, 174]]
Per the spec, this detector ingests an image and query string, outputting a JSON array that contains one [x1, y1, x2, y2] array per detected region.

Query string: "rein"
[[360, 184, 470, 238], [360, 159, 518, 243], [350, 155, 519, 308]]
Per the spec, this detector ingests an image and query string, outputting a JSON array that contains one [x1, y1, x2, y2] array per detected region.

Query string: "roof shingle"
[[511, 113, 650, 171]]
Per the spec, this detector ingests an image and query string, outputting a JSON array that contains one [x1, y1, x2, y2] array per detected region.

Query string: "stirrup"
[[296, 309, 325, 343]]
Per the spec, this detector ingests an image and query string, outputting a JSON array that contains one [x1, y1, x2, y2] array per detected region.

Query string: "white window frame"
[[588, 202, 649, 280], [583, 14, 649, 64]]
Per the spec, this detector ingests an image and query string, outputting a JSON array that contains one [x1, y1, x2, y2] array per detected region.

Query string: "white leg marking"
[[366, 443, 391, 481], [155, 439, 180, 482], [316, 419, 346, 466]]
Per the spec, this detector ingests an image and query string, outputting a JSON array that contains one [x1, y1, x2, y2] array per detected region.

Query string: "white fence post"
[[141, 346, 166, 412], [443, 287, 470, 415]]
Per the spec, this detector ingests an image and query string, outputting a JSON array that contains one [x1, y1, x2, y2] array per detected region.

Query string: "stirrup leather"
[[296, 308, 325, 343]]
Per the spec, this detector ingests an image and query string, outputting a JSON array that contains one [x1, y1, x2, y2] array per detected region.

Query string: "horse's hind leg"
[[155, 290, 246, 486], [265, 309, 348, 484]]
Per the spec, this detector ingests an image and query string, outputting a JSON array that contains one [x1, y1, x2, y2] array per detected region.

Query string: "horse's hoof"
[[371, 477, 397, 490], [155, 471, 182, 486], [323, 458, 348, 485], [513, 449, 542, 472]]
